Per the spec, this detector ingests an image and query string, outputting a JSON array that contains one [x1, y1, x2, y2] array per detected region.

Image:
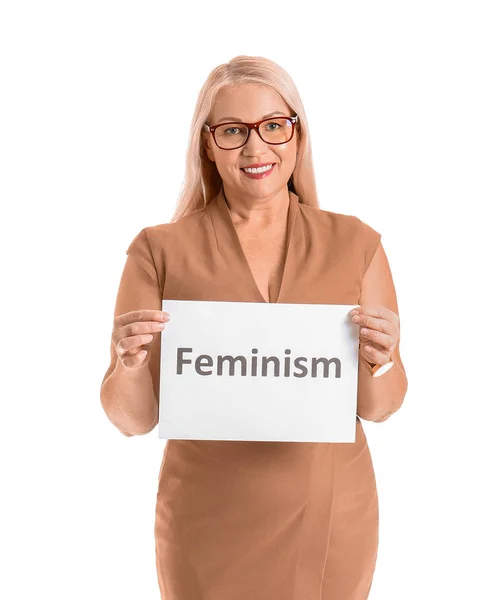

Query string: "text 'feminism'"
[[175, 348, 345, 378]]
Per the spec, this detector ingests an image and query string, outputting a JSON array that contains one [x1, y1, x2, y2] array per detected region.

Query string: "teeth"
[[243, 164, 274, 174]]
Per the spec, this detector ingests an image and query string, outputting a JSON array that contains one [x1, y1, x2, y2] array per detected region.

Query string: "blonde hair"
[[170, 55, 319, 222]]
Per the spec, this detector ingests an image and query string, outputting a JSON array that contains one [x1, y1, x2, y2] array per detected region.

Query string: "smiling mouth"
[[240, 163, 276, 173]]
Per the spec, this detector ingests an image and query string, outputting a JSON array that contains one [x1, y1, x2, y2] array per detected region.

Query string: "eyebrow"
[[217, 111, 286, 123]]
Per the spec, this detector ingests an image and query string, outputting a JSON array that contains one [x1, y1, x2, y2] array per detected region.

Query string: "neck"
[[222, 186, 291, 230]]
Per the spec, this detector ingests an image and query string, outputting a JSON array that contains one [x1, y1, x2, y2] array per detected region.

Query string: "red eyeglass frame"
[[202, 114, 299, 150]]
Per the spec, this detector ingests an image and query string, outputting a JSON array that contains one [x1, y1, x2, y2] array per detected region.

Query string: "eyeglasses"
[[203, 114, 299, 150]]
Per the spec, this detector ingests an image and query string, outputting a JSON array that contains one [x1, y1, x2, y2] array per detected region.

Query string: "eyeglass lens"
[[215, 118, 294, 149]]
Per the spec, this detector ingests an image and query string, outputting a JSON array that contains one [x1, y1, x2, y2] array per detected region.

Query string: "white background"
[[1, 1, 496, 598]]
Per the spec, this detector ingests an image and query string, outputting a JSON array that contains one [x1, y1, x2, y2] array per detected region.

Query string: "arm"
[[356, 241, 408, 422], [100, 229, 163, 436]]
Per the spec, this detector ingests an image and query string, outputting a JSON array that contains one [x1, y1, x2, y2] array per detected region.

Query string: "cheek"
[[279, 151, 297, 173], [213, 156, 237, 174], [279, 145, 295, 161]]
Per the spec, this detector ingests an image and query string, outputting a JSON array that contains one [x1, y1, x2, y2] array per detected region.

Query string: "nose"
[[243, 127, 268, 154]]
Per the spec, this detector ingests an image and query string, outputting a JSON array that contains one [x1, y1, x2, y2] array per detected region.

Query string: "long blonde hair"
[[170, 55, 319, 223]]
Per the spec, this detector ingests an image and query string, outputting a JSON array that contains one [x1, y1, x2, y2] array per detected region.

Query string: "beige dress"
[[108, 185, 406, 599]]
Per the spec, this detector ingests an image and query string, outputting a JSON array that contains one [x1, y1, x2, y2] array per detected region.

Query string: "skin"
[[350, 306, 400, 368], [113, 309, 170, 370], [202, 83, 300, 231], [113, 83, 399, 370]]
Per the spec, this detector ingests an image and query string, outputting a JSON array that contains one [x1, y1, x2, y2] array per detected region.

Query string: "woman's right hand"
[[112, 309, 171, 370]]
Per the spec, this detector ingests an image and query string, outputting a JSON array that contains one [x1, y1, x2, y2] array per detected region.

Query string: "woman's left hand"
[[349, 305, 400, 365]]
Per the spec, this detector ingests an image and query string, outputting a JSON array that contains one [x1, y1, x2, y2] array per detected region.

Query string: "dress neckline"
[[208, 185, 301, 304]]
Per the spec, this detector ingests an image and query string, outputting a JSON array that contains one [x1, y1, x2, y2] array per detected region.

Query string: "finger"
[[115, 309, 170, 328], [116, 319, 169, 339], [126, 344, 142, 356], [121, 349, 148, 370], [358, 338, 388, 355], [362, 343, 392, 365], [115, 333, 154, 356], [352, 313, 392, 336], [351, 305, 398, 325], [359, 326, 393, 352]]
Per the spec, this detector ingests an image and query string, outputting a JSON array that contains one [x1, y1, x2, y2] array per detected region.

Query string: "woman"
[[101, 55, 408, 600]]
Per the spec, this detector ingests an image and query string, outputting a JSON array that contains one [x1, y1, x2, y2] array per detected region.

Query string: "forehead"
[[211, 84, 289, 122]]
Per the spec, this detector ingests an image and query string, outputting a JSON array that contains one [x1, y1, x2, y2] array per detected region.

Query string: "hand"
[[349, 305, 399, 366], [112, 309, 171, 370]]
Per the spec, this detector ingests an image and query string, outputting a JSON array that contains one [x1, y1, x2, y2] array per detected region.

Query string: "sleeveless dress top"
[[123, 185, 385, 600]]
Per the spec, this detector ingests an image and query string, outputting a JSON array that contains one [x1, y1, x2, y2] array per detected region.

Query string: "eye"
[[265, 121, 281, 131], [224, 127, 240, 135]]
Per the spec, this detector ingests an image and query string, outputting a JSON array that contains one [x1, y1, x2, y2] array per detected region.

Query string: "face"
[[203, 83, 300, 201]]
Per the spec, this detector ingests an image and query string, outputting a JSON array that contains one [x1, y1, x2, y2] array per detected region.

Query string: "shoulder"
[[300, 203, 381, 273], [300, 202, 380, 240], [130, 206, 209, 252]]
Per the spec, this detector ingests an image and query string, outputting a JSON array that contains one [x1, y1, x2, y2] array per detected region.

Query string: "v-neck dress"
[[124, 185, 383, 600]]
